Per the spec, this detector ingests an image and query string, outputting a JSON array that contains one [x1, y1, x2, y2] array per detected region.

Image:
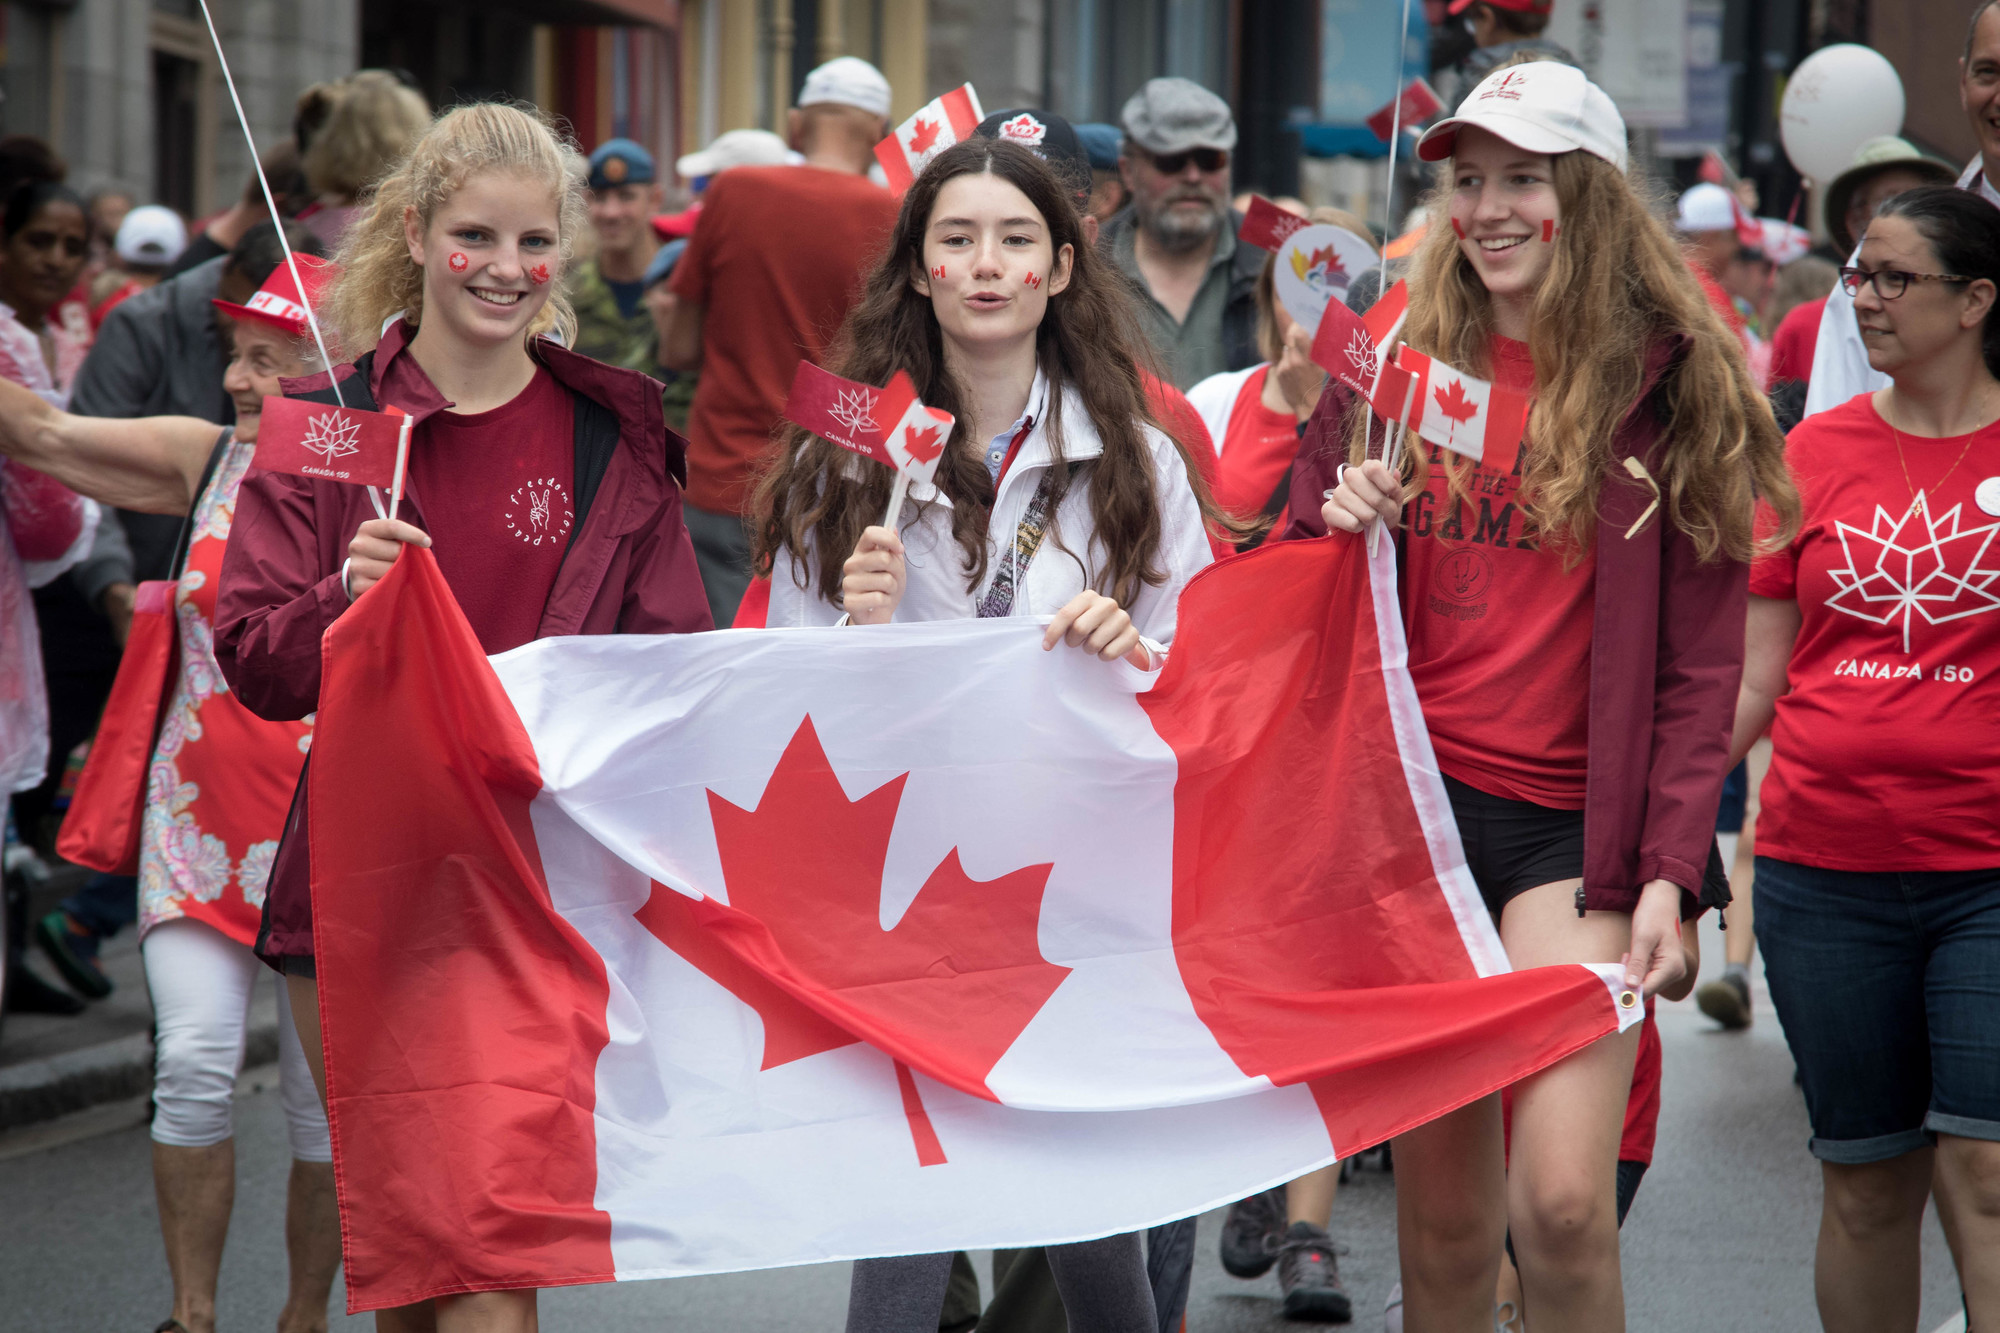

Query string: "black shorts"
[[1444, 775, 1586, 915]]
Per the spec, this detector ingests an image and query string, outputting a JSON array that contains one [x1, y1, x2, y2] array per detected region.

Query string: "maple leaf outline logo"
[[299, 412, 362, 464], [1825, 493, 2000, 652], [829, 386, 879, 436], [1344, 329, 1378, 382]]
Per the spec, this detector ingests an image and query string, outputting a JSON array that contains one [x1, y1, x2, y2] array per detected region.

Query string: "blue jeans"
[[60, 873, 137, 939], [1755, 856, 2000, 1163]]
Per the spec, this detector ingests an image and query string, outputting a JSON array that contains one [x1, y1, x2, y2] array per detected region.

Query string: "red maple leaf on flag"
[[1433, 377, 1480, 449], [907, 116, 942, 157], [902, 421, 946, 464], [634, 717, 1069, 1096]]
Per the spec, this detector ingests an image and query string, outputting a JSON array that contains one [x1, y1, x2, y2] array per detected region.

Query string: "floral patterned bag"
[[55, 580, 178, 874]]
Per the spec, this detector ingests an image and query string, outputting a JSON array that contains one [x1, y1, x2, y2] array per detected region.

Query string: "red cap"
[[650, 204, 702, 241], [212, 253, 339, 339], [1447, 0, 1553, 15]]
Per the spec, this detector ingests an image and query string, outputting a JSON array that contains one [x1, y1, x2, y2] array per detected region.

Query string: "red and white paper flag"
[[1309, 278, 1411, 396], [1238, 195, 1310, 253], [253, 397, 408, 489], [303, 531, 1639, 1311], [1368, 346, 1530, 474], [875, 84, 985, 191], [1365, 77, 1444, 143], [784, 363, 955, 523]]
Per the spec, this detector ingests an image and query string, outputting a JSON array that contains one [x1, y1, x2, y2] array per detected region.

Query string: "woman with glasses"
[[1736, 184, 2000, 1331]]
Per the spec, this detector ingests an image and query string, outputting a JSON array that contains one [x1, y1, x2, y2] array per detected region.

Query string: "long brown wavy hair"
[[1355, 145, 1799, 561], [752, 137, 1233, 607]]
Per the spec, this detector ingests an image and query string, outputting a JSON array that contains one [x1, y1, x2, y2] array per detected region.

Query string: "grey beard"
[[1143, 198, 1225, 253]]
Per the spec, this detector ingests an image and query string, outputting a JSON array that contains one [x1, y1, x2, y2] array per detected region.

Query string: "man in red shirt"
[[663, 57, 897, 626]]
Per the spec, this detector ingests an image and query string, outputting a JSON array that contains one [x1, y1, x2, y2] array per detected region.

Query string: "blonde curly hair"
[[328, 102, 589, 353]]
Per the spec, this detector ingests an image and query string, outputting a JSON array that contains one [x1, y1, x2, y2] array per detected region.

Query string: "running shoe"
[[1275, 1221, 1352, 1322], [34, 910, 112, 999], [1695, 970, 1751, 1030], [1219, 1185, 1286, 1278]]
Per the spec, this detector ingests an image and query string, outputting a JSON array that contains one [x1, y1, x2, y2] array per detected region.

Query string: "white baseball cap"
[[1674, 182, 1739, 233], [114, 204, 188, 266], [797, 56, 892, 120], [675, 129, 797, 179], [1417, 62, 1628, 173]]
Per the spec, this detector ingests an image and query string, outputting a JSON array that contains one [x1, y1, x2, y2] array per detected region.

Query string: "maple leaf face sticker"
[[636, 717, 1070, 1099], [829, 386, 879, 437], [299, 412, 363, 463], [1825, 494, 2000, 652], [906, 116, 942, 160], [1432, 377, 1480, 450]]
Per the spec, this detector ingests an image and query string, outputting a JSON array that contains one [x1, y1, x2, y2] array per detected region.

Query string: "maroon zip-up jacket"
[[1282, 340, 1740, 917], [215, 320, 713, 960]]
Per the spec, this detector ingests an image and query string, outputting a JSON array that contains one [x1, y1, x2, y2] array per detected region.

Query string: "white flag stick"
[[1369, 358, 1420, 559], [388, 415, 414, 523], [1383, 0, 1416, 237], [882, 469, 913, 533], [195, 0, 344, 411]]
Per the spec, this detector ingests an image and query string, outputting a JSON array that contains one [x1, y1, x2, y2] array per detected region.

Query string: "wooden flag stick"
[[882, 468, 912, 533]]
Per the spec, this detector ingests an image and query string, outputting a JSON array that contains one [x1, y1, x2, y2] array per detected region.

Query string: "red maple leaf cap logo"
[[907, 116, 942, 156]]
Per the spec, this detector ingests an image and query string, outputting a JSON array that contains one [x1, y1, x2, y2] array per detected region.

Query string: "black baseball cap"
[[974, 109, 1091, 204]]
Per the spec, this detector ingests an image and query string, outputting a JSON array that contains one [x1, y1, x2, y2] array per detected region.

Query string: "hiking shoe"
[[1275, 1221, 1352, 1322], [1695, 971, 1751, 1030], [1219, 1185, 1286, 1278], [35, 910, 112, 999]]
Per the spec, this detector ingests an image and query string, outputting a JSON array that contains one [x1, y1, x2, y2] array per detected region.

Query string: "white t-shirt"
[[1802, 156, 2000, 420]]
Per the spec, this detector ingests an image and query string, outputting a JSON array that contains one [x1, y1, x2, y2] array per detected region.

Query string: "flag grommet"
[[1618, 990, 1639, 1010]]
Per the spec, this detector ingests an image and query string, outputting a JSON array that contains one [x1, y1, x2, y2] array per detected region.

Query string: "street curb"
[[0, 1017, 277, 1131]]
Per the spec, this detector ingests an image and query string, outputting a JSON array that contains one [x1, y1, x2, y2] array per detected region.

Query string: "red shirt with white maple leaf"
[[1403, 335, 1594, 809], [1750, 394, 2000, 871]]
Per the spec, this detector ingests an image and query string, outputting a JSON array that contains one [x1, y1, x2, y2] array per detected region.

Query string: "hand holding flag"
[[875, 85, 985, 191]]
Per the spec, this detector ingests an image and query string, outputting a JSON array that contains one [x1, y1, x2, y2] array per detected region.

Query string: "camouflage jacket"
[[569, 258, 659, 374]]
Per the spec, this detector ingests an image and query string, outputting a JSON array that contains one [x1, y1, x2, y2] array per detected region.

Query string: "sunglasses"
[[1149, 147, 1229, 175]]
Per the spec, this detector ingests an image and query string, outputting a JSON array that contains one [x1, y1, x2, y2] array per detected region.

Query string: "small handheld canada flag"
[[254, 397, 410, 490], [874, 85, 985, 191], [783, 362, 956, 528]]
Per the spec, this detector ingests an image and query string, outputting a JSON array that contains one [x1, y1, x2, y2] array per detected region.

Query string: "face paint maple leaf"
[[907, 116, 942, 158], [1432, 377, 1480, 451], [634, 717, 1069, 1101], [901, 421, 946, 465]]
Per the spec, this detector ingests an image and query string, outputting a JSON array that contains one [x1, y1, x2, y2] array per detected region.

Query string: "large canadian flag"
[[309, 535, 1639, 1311]]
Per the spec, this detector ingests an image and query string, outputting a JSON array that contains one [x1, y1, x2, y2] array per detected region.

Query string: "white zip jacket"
[[766, 376, 1214, 649]]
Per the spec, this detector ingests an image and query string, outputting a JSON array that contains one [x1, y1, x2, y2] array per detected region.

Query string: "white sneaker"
[[1383, 1281, 1403, 1333]]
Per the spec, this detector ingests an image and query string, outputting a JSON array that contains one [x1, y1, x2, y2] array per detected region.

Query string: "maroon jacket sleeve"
[[621, 472, 715, 634], [214, 469, 350, 721], [1278, 384, 1358, 541], [1638, 521, 1748, 898]]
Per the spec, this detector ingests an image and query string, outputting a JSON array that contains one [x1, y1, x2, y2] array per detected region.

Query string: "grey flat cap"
[[1119, 77, 1237, 155]]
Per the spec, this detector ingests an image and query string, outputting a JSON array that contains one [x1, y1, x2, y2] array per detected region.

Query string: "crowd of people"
[[0, 2, 1996, 1332]]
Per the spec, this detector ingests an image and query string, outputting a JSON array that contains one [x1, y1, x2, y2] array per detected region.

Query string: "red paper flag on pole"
[[1372, 348, 1529, 474], [783, 363, 955, 528], [253, 397, 407, 488], [874, 85, 985, 191], [1238, 196, 1310, 253], [1365, 78, 1444, 143]]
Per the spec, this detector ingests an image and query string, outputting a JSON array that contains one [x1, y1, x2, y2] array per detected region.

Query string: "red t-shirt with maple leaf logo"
[[409, 366, 576, 656], [1750, 395, 2000, 871], [1402, 335, 1594, 810]]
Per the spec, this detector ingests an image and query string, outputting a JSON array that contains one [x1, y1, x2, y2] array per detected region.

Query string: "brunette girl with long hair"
[[214, 102, 710, 1333], [755, 137, 1226, 1333], [1291, 62, 1797, 1331]]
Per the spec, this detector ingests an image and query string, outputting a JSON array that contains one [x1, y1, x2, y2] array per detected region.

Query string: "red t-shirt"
[[1404, 336, 1593, 808], [1766, 297, 1825, 388], [669, 165, 897, 516], [1750, 394, 2000, 870], [409, 366, 576, 655], [1211, 365, 1300, 520]]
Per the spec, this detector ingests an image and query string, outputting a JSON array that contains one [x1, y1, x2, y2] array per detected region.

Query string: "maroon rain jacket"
[[215, 320, 713, 961], [1282, 339, 1740, 918]]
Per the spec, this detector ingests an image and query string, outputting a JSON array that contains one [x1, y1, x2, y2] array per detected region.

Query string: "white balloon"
[[1780, 44, 1906, 184]]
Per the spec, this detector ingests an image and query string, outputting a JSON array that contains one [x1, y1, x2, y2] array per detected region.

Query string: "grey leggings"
[[845, 1234, 1157, 1333]]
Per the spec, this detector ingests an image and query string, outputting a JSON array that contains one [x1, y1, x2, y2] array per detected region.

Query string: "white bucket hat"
[[1417, 63, 1628, 173]]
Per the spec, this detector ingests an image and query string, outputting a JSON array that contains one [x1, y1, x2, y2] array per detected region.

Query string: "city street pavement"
[[0, 912, 1968, 1331]]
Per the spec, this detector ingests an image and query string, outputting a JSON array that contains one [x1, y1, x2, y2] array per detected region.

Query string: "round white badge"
[[1272, 224, 1381, 334], [1977, 476, 2000, 517]]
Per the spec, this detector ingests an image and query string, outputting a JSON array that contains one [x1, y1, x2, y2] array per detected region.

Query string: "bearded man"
[[1101, 77, 1262, 387]]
